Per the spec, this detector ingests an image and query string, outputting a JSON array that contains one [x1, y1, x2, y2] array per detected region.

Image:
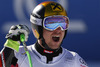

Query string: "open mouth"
[[52, 36, 60, 42]]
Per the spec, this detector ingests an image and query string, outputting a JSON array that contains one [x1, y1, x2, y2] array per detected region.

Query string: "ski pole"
[[20, 33, 33, 67]]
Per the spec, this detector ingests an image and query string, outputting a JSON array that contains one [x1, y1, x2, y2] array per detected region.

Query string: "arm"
[[0, 24, 30, 67], [0, 47, 18, 67]]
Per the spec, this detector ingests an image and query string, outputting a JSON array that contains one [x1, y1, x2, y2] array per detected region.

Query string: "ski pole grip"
[[20, 33, 25, 42]]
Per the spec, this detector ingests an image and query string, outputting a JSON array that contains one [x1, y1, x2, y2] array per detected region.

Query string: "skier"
[[0, 1, 88, 67]]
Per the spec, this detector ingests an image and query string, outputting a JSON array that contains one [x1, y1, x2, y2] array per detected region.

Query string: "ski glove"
[[4, 24, 30, 52]]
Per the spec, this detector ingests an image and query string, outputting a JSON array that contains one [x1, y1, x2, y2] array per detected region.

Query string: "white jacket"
[[15, 44, 88, 67]]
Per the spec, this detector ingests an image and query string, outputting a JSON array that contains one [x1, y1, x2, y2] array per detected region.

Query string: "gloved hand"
[[4, 24, 30, 52]]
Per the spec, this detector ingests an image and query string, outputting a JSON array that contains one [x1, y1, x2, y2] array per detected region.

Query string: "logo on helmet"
[[51, 3, 63, 11], [32, 29, 40, 39]]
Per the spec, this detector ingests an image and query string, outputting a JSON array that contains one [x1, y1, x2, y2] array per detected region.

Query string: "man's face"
[[43, 27, 65, 49]]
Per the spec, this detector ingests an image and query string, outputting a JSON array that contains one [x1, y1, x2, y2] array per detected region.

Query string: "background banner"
[[0, 0, 100, 66]]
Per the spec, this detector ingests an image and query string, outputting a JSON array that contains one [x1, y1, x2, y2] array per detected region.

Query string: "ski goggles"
[[43, 15, 69, 31]]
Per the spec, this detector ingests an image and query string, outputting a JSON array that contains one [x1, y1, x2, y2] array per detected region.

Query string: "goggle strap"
[[30, 15, 42, 26]]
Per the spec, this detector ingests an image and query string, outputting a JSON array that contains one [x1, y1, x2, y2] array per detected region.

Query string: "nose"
[[53, 27, 64, 34], [53, 27, 63, 34], [54, 27, 62, 32]]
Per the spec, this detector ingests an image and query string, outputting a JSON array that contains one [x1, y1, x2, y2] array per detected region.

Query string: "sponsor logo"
[[80, 65, 86, 67], [79, 58, 87, 66], [44, 49, 53, 53], [51, 3, 62, 11]]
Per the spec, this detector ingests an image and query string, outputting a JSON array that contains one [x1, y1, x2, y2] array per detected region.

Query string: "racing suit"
[[0, 41, 87, 67], [16, 42, 88, 67], [0, 42, 88, 67]]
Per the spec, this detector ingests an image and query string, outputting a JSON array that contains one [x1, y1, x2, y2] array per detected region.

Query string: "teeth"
[[53, 36, 60, 37]]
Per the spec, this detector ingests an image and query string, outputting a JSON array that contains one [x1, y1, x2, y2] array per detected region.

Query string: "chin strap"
[[41, 37, 60, 51]]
